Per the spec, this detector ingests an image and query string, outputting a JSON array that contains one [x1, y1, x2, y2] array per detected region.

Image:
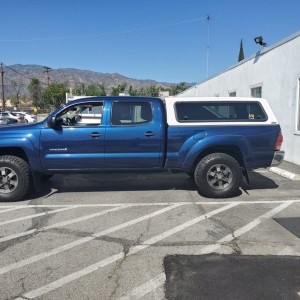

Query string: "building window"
[[229, 91, 236, 97], [251, 86, 262, 98]]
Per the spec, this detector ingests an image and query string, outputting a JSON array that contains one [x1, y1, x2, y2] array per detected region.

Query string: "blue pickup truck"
[[0, 96, 284, 202]]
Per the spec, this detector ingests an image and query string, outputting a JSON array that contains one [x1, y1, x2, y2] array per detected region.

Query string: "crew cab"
[[0, 96, 284, 202]]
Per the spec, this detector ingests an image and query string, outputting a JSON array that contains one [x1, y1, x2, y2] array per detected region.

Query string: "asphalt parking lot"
[[0, 167, 300, 300]]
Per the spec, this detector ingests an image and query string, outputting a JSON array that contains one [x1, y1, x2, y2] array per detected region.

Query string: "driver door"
[[40, 101, 106, 171]]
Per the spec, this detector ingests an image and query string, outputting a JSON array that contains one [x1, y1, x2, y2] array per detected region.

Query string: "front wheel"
[[194, 153, 242, 198], [0, 156, 32, 202]]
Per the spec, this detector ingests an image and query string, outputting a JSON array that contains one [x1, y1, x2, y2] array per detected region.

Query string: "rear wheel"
[[0, 156, 32, 202], [194, 153, 242, 198]]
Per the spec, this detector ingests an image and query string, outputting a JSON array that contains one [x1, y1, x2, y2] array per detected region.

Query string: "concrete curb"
[[269, 167, 300, 181]]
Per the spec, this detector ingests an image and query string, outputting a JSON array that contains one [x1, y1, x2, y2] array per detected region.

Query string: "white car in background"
[[15, 112, 38, 123], [0, 111, 25, 123]]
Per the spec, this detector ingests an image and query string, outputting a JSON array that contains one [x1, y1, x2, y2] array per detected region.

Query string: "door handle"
[[144, 131, 156, 136], [90, 132, 103, 138]]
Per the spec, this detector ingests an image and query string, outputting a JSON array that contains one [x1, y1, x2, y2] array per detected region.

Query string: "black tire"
[[194, 153, 242, 198], [0, 155, 32, 202]]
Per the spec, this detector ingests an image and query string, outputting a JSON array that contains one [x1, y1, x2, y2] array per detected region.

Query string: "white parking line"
[[196, 200, 294, 254], [0, 207, 28, 214], [0, 206, 78, 226], [0, 204, 182, 275], [0, 199, 299, 209], [118, 201, 294, 300], [15, 203, 238, 300], [119, 274, 166, 300], [0, 205, 128, 244]]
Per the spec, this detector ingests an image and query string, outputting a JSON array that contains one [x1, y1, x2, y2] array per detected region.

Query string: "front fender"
[[0, 137, 41, 170]]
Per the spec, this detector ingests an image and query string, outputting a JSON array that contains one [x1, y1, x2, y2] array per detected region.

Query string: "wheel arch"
[[0, 147, 29, 163], [187, 145, 246, 174]]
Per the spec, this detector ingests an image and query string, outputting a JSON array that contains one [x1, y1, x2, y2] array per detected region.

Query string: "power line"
[[0, 17, 207, 42], [3, 64, 48, 85], [0, 16, 255, 44]]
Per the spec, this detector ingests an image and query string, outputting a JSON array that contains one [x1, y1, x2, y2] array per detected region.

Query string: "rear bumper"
[[271, 151, 285, 166]]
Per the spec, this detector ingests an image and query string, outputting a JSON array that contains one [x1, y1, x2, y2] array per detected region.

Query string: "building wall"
[[179, 32, 300, 165]]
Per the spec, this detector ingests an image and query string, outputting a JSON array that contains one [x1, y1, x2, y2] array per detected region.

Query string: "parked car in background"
[[0, 116, 18, 125], [10, 112, 26, 123], [0, 111, 25, 123], [14, 111, 38, 123]]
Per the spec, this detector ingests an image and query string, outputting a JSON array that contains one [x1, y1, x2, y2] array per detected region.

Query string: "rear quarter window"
[[175, 101, 267, 122]]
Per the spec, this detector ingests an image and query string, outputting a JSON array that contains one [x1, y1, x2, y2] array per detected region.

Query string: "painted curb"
[[269, 167, 300, 181]]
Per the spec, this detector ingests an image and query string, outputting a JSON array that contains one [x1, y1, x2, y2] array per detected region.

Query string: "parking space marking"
[[0, 207, 28, 214], [196, 200, 294, 254], [15, 203, 238, 300], [0, 206, 78, 226], [0, 205, 127, 244], [119, 273, 166, 300], [0, 204, 182, 275], [118, 201, 294, 300], [0, 199, 300, 209]]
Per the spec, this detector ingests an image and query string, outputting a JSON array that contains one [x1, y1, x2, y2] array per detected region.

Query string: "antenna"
[[206, 15, 211, 78]]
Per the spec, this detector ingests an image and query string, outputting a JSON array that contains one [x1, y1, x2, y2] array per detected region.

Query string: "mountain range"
[[3, 64, 184, 96]]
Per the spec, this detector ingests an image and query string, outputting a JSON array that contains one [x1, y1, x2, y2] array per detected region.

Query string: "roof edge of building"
[[177, 30, 300, 97]]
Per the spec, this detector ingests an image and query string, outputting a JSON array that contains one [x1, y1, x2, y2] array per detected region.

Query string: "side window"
[[175, 101, 267, 122], [57, 102, 103, 126], [111, 102, 152, 126]]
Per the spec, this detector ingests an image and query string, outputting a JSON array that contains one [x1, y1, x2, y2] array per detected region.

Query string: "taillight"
[[275, 131, 283, 151]]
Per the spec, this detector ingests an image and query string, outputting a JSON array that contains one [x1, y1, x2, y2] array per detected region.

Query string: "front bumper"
[[271, 151, 285, 166]]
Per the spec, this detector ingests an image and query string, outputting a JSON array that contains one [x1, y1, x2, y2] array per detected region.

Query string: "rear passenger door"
[[105, 100, 163, 169]]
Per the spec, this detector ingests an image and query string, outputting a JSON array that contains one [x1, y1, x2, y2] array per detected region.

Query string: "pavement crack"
[[226, 233, 243, 255]]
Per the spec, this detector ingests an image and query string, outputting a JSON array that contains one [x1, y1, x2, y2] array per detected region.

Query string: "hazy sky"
[[1, 0, 299, 83]]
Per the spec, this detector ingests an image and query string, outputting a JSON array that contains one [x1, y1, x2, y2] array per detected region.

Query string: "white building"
[[178, 31, 300, 165]]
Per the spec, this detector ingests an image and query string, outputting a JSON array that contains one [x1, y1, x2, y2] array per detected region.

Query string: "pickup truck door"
[[40, 102, 106, 170], [105, 100, 163, 169]]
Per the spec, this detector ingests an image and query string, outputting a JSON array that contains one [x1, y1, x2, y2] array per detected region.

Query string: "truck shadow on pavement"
[[242, 171, 279, 190], [26, 171, 279, 201]]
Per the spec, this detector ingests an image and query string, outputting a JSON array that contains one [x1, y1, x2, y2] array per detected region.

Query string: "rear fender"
[[181, 135, 253, 172]]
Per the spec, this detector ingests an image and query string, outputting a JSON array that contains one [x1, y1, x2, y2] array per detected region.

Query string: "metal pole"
[[206, 15, 211, 78], [1, 63, 5, 110]]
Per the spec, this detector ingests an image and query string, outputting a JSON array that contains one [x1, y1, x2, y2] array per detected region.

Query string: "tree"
[[10, 80, 22, 107], [145, 85, 159, 97], [110, 83, 127, 96], [42, 83, 68, 108], [74, 82, 85, 96], [129, 85, 138, 96], [28, 78, 42, 108], [167, 82, 189, 96], [85, 83, 106, 96], [238, 39, 245, 62]]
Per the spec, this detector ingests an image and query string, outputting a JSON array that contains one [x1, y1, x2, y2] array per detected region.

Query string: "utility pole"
[[43, 66, 52, 85], [1, 63, 5, 110]]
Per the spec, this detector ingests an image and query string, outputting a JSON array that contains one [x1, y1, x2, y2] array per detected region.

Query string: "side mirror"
[[47, 116, 63, 128], [47, 116, 57, 128]]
